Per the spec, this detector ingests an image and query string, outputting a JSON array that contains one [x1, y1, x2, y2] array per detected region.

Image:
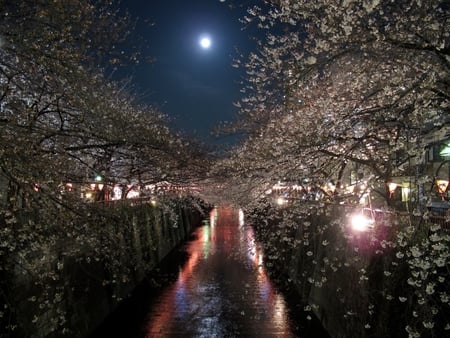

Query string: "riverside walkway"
[[91, 206, 329, 337]]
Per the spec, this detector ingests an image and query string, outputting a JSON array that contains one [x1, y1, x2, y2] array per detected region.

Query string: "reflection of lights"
[[245, 225, 272, 305], [203, 229, 211, 259], [239, 209, 245, 227], [143, 206, 297, 337], [150, 199, 157, 206], [178, 250, 199, 285], [210, 208, 218, 227], [273, 294, 287, 326], [245, 227, 263, 268], [351, 214, 374, 232], [203, 225, 210, 242], [256, 252, 263, 267]]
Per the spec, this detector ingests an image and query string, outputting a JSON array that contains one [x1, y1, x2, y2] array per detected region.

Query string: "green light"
[[440, 143, 450, 157], [95, 175, 103, 182]]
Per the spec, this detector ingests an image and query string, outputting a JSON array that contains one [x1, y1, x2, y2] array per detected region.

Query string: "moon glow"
[[199, 37, 211, 49]]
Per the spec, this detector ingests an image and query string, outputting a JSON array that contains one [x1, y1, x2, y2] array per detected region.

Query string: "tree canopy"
[[0, 1, 210, 334], [211, 1, 449, 337], [217, 0, 449, 208]]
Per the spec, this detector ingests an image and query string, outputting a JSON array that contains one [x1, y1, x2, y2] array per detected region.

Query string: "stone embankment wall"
[[3, 197, 208, 338]]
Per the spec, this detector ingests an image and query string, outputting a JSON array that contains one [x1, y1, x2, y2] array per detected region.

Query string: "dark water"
[[90, 206, 330, 338]]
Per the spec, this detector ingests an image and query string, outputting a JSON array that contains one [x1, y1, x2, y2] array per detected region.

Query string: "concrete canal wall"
[[3, 198, 208, 338], [250, 204, 406, 338]]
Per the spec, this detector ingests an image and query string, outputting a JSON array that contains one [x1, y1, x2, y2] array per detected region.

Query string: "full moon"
[[199, 37, 211, 49]]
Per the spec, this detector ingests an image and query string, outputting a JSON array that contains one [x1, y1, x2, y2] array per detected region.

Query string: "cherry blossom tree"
[[226, 0, 448, 200], [213, 1, 449, 337], [0, 1, 210, 335]]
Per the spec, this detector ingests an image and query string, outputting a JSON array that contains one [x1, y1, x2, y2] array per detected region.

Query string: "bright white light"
[[276, 197, 286, 206], [351, 214, 373, 232], [199, 37, 211, 49]]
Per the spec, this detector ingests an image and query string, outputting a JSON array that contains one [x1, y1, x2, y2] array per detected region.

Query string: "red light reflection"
[[144, 206, 295, 337]]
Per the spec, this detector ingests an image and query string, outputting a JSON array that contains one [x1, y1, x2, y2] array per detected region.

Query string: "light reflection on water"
[[143, 206, 298, 337]]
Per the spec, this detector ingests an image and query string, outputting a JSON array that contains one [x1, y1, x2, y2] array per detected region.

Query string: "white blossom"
[[305, 56, 317, 65], [422, 321, 434, 329]]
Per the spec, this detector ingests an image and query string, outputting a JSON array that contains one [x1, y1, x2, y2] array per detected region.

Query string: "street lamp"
[[350, 213, 374, 232], [434, 159, 450, 201], [436, 179, 449, 200], [387, 182, 398, 198]]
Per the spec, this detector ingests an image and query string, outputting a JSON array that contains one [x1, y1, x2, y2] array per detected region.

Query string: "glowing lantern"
[[436, 179, 449, 200], [387, 182, 398, 198]]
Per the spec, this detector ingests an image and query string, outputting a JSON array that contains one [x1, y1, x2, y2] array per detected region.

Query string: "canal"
[[90, 206, 329, 337]]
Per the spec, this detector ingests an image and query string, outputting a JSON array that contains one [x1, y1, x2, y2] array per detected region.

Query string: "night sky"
[[120, 0, 257, 144]]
